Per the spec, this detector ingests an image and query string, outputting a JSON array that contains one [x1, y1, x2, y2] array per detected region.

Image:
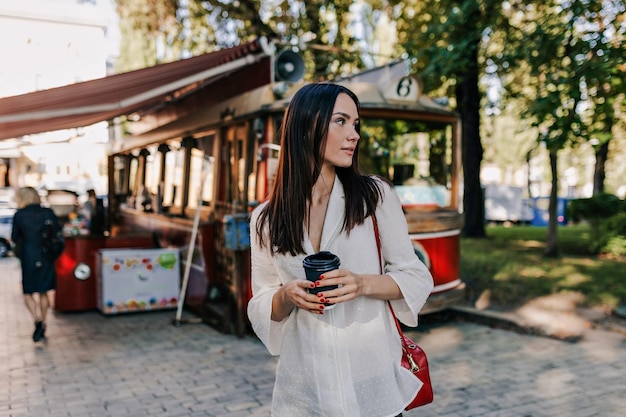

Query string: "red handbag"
[[373, 215, 434, 409], [389, 302, 434, 409]]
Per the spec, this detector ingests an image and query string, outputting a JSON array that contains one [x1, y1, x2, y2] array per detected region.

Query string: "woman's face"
[[323, 92, 360, 169]]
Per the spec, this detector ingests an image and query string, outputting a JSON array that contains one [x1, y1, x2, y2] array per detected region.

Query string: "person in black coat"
[[12, 186, 62, 342]]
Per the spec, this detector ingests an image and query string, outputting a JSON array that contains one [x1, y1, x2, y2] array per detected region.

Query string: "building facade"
[[0, 0, 118, 195]]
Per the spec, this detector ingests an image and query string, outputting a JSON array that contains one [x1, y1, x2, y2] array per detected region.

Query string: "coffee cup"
[[303, 251, 340, 309]]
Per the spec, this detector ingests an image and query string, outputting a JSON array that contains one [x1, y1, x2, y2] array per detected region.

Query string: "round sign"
[[74, 263, 91, 280]]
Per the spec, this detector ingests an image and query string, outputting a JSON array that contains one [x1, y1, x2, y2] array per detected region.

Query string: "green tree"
[[394, 0, 505, 238], [112, 1, 625, 251], [115, 0, 180, 71], [495, 0, 625, 257], [114, 0, 369, 79], [112, 0, 508, 240]]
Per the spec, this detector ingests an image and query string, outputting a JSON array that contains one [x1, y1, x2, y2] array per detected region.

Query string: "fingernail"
[[310, 282, 315, 288], [319, 305, 324, 309], [315, 281, 320, 287], [319, 298, 326, 303], [316, 293, 323, 298], [319, 275, 325, 280]]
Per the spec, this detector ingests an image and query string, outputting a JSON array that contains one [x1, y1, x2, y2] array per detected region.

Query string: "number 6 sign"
[[383, 76, 421, 103]]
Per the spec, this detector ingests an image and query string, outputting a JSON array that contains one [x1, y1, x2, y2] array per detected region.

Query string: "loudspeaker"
[[275, 49, 305, 82]]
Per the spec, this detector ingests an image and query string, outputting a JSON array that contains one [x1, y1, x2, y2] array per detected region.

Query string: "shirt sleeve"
[[375, 179, 434, 327], [246, 204, 288, 355]]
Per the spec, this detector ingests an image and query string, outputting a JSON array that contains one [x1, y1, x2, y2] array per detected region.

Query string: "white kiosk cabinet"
[[97, 248, 180, 315]]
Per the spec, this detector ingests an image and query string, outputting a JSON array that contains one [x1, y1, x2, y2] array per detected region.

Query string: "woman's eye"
[[335, 118, 345, 125]]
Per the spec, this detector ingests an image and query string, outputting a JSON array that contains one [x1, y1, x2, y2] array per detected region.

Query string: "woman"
[[12, 186, 62, 342], [81, 188, 97, 228], [247, 83, 434, 416]]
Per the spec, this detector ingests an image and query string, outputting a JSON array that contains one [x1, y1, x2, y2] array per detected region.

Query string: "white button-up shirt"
[[248, 177, 434, 417]]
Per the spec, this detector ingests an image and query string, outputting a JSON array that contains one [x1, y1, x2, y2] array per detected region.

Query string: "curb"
[[445, 305, 584, 342]]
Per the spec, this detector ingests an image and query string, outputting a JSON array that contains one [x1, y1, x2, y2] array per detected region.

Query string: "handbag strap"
[[371, 214, 407, 340]]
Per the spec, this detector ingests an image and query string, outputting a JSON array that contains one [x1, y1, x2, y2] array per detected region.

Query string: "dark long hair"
[[257, 82, 383, 256]]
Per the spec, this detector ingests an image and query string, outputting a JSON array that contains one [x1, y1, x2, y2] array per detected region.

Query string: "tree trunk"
[[457, 45, 485, 238], [593, 140, 609, 196], [544, 148, 560, 258]]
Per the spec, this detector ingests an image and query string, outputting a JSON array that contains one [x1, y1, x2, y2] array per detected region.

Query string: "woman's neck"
[[308, 170, 335, 252], [312, 166, 335, 203]]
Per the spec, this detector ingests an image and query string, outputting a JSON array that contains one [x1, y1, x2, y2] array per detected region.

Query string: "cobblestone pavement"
[[1, 257, 625, 417]]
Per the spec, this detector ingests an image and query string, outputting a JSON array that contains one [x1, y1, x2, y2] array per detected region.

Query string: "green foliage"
[[488, 1, 626, 254], [566, 194, 626, 256], [461, 225, 626, 309], [496, 0, 625, 151], [114, 0, 370, 78], [567, 193, 624, 223], [394, 0, 501, 92], [597, 212, 626, 257], [602, 235, 626, 258], [111, 0, 626, 245], [393, 0, 502, 238], [114, 0, 181, 71], [602, 212, 626, 236]]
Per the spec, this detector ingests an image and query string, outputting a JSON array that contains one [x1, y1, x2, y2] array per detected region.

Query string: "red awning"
[[0, 38, 273, 141]]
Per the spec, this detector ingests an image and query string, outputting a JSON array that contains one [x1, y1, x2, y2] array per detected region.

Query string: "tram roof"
[[0, 38, 273, 141], [112, 76, 460, 153]]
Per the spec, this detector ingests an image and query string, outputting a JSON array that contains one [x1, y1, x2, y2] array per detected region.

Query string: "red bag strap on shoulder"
[[371, 214, 406, 338]]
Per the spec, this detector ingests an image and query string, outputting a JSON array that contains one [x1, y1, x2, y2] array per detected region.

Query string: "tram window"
[[163, 143, 184, 211], [188, 148, 214, 209], [237, 138, 246, 201], [360, 119, 452, 208], [267, 114, 283, 194], [112, 156, 129, 195], [144, 146, 161, 196], [128, 157, 139, 200]]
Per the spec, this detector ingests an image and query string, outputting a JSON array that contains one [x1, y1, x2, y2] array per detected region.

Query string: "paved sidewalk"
[[1, 257, 276, 417], [1, 256, 625, 417]]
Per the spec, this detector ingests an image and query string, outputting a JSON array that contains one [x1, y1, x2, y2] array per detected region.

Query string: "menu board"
[[97, 248, 180, 315]]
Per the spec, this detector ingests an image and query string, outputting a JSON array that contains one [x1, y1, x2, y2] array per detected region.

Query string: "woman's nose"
[[347, 127, 360, 141]]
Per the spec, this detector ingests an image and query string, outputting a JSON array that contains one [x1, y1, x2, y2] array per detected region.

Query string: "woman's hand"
[[272, 279, 326, 320], [314, 269, 402, 307], [312, 269, 364, 307], [271, 269, 402, 320]]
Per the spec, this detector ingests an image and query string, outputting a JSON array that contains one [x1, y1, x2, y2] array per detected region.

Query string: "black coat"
[[11, 204, 61, 294]]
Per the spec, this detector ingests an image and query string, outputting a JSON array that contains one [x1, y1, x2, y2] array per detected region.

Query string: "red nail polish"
[[315, 281, 320, 287], [319, 305, 324, 309], [319, 298, 326, 303], [319, 275, 325, 280], [316, 293, 323, 298], [310, 283, 315, 288]]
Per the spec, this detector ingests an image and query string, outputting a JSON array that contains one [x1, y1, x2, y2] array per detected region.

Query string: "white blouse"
[[247, 177, 434, 417]]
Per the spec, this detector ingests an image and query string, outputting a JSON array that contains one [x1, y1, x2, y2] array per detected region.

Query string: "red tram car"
[[106, 39, 465, 335]]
